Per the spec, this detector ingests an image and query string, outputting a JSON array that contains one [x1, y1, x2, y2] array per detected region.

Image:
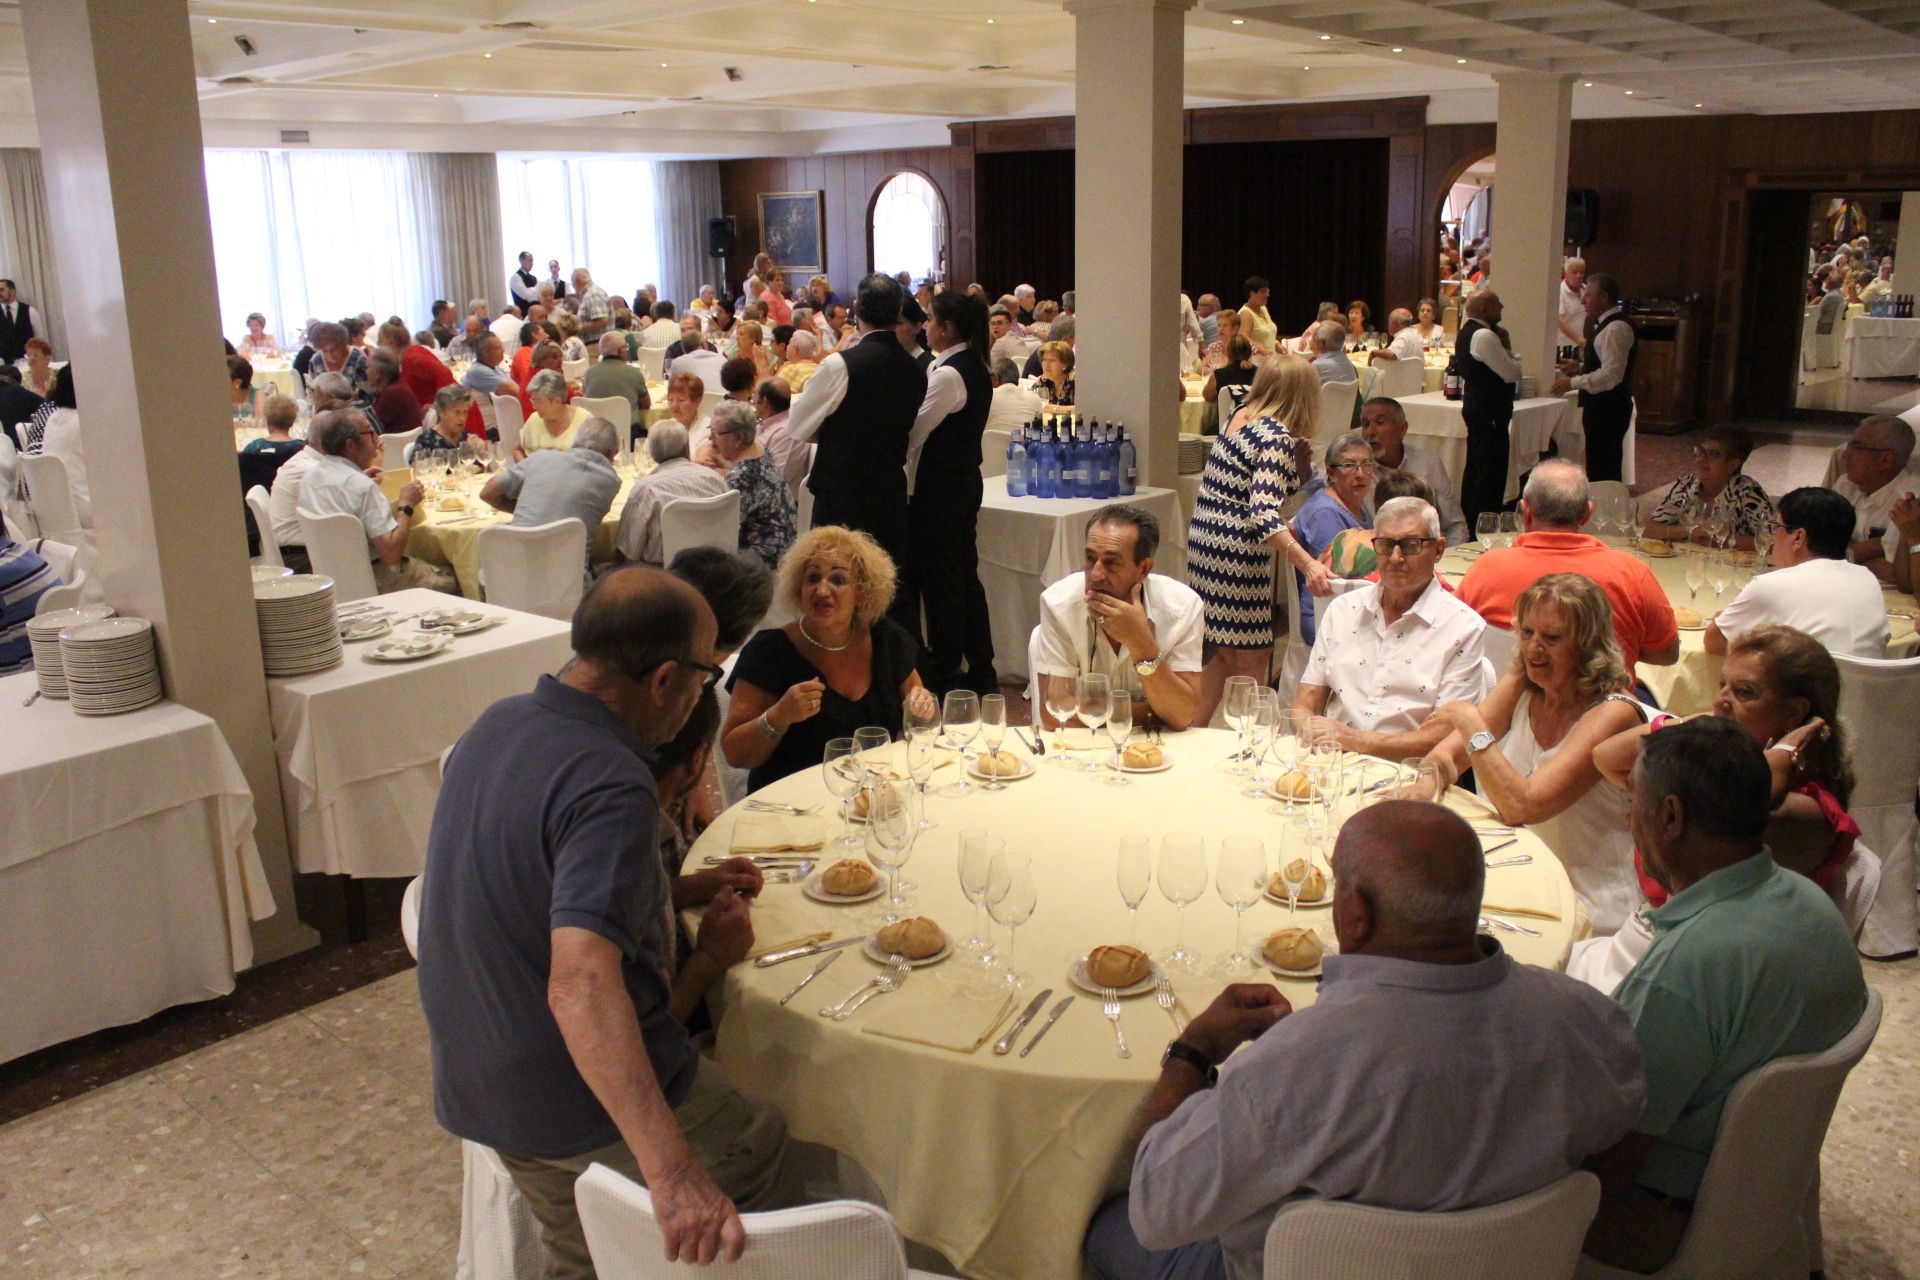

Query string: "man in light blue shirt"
[[480, 419, 623, 576]]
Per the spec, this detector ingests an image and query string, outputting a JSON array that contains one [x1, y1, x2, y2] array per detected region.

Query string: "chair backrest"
[[1815, 290, 1846, 333], [472, 386, 498, 435], [1217, 384, 1252, 432], [1315, 380, 1359, 447], [0, 430, 15, 492], [1026, 625, 1044, 711], [1832, 652, 1920, 811], [1663, 990, 1882, 1278], [1832, 838, 1882, 940], [699, 390, 725, 420], [574, 395, 632, 434], [477, 518, 589, 620], [1373, 356, 1425, 399], [1633, 479, 1677, 524], [562, 357, 588, 385], [1275, 551, 1310, 702], [400, 876, 422, 961], [491, 394, 526, 462], [1481, 623, 1517, 676], [980, 427, 1010, 478], [633, 345, 663, 379], [382, 427, 422, 471], [1262, 1171, 1600, 1280], [575, 1163, 913, 1280], [245, 484, 283, 568], [33, 565, 86, 616], [20, 454, 80, 536], [661, 489, 741, 563], [297, 507, 380, 602]]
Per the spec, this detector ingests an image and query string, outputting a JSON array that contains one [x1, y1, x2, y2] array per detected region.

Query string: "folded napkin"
[[862, 989, 1018, 1054], [1481, 865, 1564, 922], [730, 811, 827, 854]]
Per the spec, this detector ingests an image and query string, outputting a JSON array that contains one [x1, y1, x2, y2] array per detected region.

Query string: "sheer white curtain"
[[0, 149, 67, 357], [872, 173, 941, 284], [496, 155, 664, 305]]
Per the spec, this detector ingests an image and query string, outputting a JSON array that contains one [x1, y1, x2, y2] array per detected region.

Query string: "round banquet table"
[[689, 727, 1577, 1280], [406, 461, 653, 598]]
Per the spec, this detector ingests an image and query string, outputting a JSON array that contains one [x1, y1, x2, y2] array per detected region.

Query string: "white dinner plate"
[[1119, 756, 1174, 774], [801, 869, 886, 905], [417, 608, 499, 635], [253, 573, 335, 601], [1067, 956, 1162, 999], [362, 633, 452, 662], [968, 755, 1036, 782], [1257, 924, 1336, 980], [340, 617, 392, 642], [861, 937, 954, 968], [1262, 883, 1333, 909]]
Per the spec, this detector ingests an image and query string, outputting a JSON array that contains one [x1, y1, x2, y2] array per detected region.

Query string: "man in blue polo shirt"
[[418, 567, 784, 1276]]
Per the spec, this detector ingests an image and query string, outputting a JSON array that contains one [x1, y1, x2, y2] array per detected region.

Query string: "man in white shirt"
[[508, 251, 539, 312], [613, 423, 728, 567], [1830, 414, 1916, 581], [268, 373, 355, 554], [489, 306, 526, 356], [1294, 497, 1487, 760], [1860, 258, 1895, 304], [1309, 319, 1357, 385], [1034, 506, 1204, 731], [641, 302, 680, 349], [1359, 397, 1467, 543], [1705, 487, 1888, 659], [296, 409, 454, 594], [1556, 257, 1588, 350], [988, 358, 1042, 433], [1550, 272, 1636, 483], [1367, 307, 1426, 367]]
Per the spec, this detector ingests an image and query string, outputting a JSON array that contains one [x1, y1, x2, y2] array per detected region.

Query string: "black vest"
[[1454, 318, 1516, 417], [1578, 309, 1636, 413], [917, 347, 992, 485], [808, 330, 928, 497], [0, 301, 33, 364]]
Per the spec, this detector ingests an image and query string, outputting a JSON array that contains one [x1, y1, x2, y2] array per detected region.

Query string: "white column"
[[1491, 71, 1574, 391], [1067, 0, 1193, 488], [1891, 192, 1920, 300], [20, 0, 316, 963]]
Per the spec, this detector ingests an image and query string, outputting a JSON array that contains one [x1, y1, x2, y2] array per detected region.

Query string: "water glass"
[[1476, 512, 1499, 552], [854, 726, 891, 782], [1044, 678, 1080, 766], [1221, 675, 1256, 771], [1242, 689, 1278, 796], [985, 851, 1037, 989], [1683, 549, 1705, 601], [1497, 511, 1521, 547], [1157, 832, 1208, 974], [980, 693, 1009, 791], [1105, 692, 1133, 785], [1116, 835, 1152, 946], [1215, 835, 1267, 975], [822, 738, 861, 849], [957, 829, 997, 957], [942, 690, 980, 795], [1077, 673, 1110, 773], [903, 701, 941, 830], [863, 784, 916, 925]]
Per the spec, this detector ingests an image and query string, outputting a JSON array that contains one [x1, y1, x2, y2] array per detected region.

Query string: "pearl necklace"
[[799, 620, 854, 652]]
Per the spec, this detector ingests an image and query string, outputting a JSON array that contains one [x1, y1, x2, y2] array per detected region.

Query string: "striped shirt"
[[613, 457, 727, 566], [1, 536, 57, 672]]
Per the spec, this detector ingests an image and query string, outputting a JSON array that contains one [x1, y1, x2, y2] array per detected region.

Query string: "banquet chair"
[[1833, 651, 1920, 957], [1372, 356, 1425, 400], [980, 428, 1010, 479], [1264, 1171, 1599, 1280], [1576, 989, 1882, 1280], [33, 566, 87, 615], [1832, 839, 1882, 940], [661, 489, 740, 563], [699, 390, 725, 421], [19, 455, 85, 546], [477, 519, 588, 620], [1215, 385, 1251, 431], [1633, 481, 1676, 526], [573, 396, 633, 459], [563, 358, 588, 385], [1273, 554, 1311, 704], [1481, 624, 1517, 676], [381, 428, 423, 471], [1315, 381, 1359, 447], [297, 508, 379, 602], [1025, 626, 1043, 711], [491, 394, 526, 464], [246, 485, 284, 569], [636, 346, 666, 381], [797, 486, 815, 532], [576, 1163, 946, 1280]]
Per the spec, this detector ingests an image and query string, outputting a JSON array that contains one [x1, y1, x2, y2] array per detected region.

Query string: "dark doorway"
[[1736, 189, 1811, 420]]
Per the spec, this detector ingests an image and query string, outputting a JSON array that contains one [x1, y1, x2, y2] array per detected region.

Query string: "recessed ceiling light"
[[1694, 102, 1704, 108], [1230, 17, 1244, 24], [1623, 89, 1633, 95], [207, 16, 217, 22], [483, 52, 493, 58], [1318, 34, 1331, 40], [1391, 47, 1403, 53], [986, 16, 994, 22], [1583, 81, 1593, 87], [660, 62, 668, 67], [1302, 64, 1310, 70]]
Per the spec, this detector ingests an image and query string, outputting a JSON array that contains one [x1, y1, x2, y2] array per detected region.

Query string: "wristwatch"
[[1466, 730, 1496, 756], [1134, 653, 1161, 678], [1160, 1040, 1217, 1087], [397, 503, 415, 517]]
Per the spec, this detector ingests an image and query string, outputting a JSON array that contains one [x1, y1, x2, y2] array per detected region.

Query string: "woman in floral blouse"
[[1643, 425, 1775, 551], [708, 399, 795, 570]]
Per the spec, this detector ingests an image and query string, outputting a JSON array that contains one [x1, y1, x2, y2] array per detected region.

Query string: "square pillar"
[[1491, 71, 1574, 389]]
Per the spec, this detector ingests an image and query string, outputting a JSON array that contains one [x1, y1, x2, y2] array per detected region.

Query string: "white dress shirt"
[[1567, 307, 1633, 395], [1033, 572, 1205, 703], [1385, 325, 1425, 362], [613, 457, 728, 565], [268, 444, 325, 547], [298, 453, 396, 546], [787, 348, 852, 444], [1300, 576, 1487, 735], [1468, 327, 1523, 384], [1558, 281, 1586, 343], [908, 342, 972, 470], [640, 320, 678, 349], [987, 382, 1044, 434], [489, 313, 523, 355], [668, 348, 725, 393], [1712, 556, 1889, 659], [1832, 475, 1904, 543]]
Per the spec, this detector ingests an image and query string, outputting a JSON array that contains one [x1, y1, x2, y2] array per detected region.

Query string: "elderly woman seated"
[[236, 313, 281, 362], [721, 526, 938, 791], [1202, 308, 1243, 368], [1642, 424, 1775, 550], [1035, 340, 1076, 406], [518, 369, 590, 457], [780, 330, 823, 392], [241, 393, 305, 464], [707, 400, 796, 572], [1422, 573, 1647, 934], [1290, 432, 1376, 645], [409, 385, 477, 464], [665, 370, 709, 441]]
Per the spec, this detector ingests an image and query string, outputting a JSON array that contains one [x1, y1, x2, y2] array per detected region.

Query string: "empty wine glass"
[[1683, 548, 1705, 601], [1272, 709, 1305, 812], [1242, 689, 1278, 797], [1044, 678, 1080, 766], [1116, 835, 1152, 946], [1077, 673, 1110, 774], [1498, 511, 1521, 548], [1709, 550, 1730, 606], [854, 726, 892, 782], [1476, 512, 1499, 552], [957, 829, 997, 958], [1221, 675, 1255, 771], [903, 701, 941, 831], [942, 690, 980, 796], [822, 737, 862, 849], [1105, 692, 1133, 785], [1303, 737, 1342, 835], [979, 693, 1009, 791], [985, 851, 1037, 989], [1215, 835, 1267, 975], [864, 783, 916, 925], [1157, 832, 1208, 975]]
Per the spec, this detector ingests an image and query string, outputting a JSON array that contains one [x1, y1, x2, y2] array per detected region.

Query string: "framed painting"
[[757, 190, 825, 276]]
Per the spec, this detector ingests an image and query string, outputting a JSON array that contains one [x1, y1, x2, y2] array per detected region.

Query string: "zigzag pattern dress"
[[1186, 414, 1301, 648]]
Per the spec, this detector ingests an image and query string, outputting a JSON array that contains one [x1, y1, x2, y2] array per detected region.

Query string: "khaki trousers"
[[374, 556, 458, 594]]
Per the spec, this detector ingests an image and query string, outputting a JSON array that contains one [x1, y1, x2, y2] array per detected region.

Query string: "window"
[[870, 172, 945, 284], [496, 155, 663, 301]]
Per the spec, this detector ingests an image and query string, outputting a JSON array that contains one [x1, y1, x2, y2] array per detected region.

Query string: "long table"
[[0, 675, 276, 1063], [1396, 391, 1612, 503], [692, 729, 1575, 1280], [1846, 316, 1920, 380]]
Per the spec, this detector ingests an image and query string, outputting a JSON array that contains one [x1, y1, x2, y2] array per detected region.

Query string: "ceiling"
[[0, 0, 1915, 156]]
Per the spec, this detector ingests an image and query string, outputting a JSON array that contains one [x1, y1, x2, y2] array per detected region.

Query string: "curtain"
[[976, 151, 1076, 301], [0, 149, 67, 358], [497, 155, 664, 308], [413, 153, 505, 317], [872, 173, 941, 283], [653, 160, 722, 307]]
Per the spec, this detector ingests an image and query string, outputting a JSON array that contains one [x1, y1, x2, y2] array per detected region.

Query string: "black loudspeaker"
[[1565, 188, 1600, 246], [707, 217, 736, 259]]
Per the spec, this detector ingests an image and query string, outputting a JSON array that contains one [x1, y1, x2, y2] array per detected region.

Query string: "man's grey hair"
[[1015, 283, 1035, 300], [598, 332, 628, 358], [1326, 431, 1370, 471], [1563, 256, 1586, 272], [1047, 314, 1075, 343], [1086, 504, 1162, 562], [574, 417, 620, 458], [308, 371, 352, 405], [1523, 458, 1591, 527], [466, 297, 488, 315], [527, 369, 567, 402], [536, 281, 555, 300], [992, 357, 1022, 385], [710, 400, 758, 445], [1061, 290, 1076, 312], [648, 421, 691, 464], [1362, 395, 1407, 426], [1386, 307, 1413, 330], [788, 330, 819, 359], [1860, 414, 1916, 469], [1375, 496, 1441, 540], [1314, 319, 1347, 352], [308, 408, 362, 458], [366, 349, 400, 384]]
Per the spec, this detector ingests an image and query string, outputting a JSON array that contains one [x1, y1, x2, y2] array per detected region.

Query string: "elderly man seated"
[[1705, 486, 1888, 658], [1367, 306, 1425, 367], [988, 357, 1043, 434], [1830, 413, 1916, 582], [1359, 396, 1467, 542], [480, 417, 623, 572], [1293, 497, 1487, 760], [1034, 505, 1204, 731], [1583, 718, 1866, 1273], [613, 422, 728, 568], [358, 349, 421, 435], [1309, 318, 1357, 385], [297, 409, 455, 594], [778, 330, 822, 392], [582, 332, 652, 427], [1086, 800, 1644, 1280]]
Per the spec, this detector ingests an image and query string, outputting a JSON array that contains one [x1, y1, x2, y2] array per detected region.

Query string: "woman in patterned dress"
[[1187, 354, 1334, 724], [1642, 425, 1775, 551], [709, 399, 796, 571]]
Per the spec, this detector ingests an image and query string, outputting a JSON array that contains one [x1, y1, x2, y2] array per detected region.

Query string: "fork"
[[1155, 977, 1185, 1032], [831, 960, 909, 1020], [1101, 988, 1131, 1058], [746, 800, 818, 816], [1479, 914, 1543, 938], [1484, 854, 1532, 868]]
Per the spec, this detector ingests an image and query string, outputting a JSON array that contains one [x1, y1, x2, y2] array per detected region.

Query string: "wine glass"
[[1157, 832, 1208, 975], [1753, 524, 1773, 571], [942, 690, 980, 796], [854, 726, 891, 783], [1475, 512, 1499, 552], [985, 851, 1037, 989], [863, 783, 917, 925], [979, 693, 1009, 791], [1708, 549, 1731, 607], [1215, 835, 1267, 975], [1077, 673, 1110, 774], [1104, 692, 1133, 785], [1220, 675, 1256, 771], [1683, 548, 1705, 602], [1272, 709, 1305, 812], [1241, 689, 1278, 797], [1116, 835, 1152, 946], [1303, 736, 1342, 836], [1497, 511, 1521, 548], [822, 738, 862, 849], [1043, 678, 1080, 767], [957, 829, 997, 957], [903, 701, 940, 831]]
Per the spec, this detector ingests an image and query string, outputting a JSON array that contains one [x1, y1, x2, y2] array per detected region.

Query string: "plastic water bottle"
[[1006, 430, 1028, 497], [1094, 422, 1117, 498], [1071, 420, 1094, 499], [1116, 425, 1137, 496], [1035, 425, 1059, 499]]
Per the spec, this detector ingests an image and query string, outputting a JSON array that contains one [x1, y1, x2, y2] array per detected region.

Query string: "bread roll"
[[875, 916, 947, 959], [1086, 944, 1151, 988], [820, 859, 877, 895], [1273, 771, 1314, 800], [436, 495, 465, 512], [1673, 606, 1703, 628], [1263, 927, 1324, 972], [1642, 538, 1673, 555], [1268, 860, 1327, 900], [853, 783, 901, 818], [1122, 742, 1163, 769], [980, 750, 1024, 776]]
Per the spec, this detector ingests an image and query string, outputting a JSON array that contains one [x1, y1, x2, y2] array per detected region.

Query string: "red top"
[[400, 343, 484, 437], [1456, 531, 1678, 669]]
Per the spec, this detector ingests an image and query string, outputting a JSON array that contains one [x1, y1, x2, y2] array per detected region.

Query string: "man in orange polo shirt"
[[1458, 458, 1679, 671]]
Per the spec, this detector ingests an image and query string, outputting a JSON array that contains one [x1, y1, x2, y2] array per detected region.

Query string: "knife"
[[1019, 995, 1076, 1058], [778, 949, 842, 1006], [753, 936, 864, 968], [992, 988, 1054, 1055]]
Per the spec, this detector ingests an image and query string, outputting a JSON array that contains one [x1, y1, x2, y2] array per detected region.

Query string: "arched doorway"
[[868, 170, 948, 285]]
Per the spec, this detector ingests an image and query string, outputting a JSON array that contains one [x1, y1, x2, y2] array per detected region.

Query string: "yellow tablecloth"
[[691, 728, 1576, 1280], [407, 468, 647, 598], [251, 358, 297, 399]]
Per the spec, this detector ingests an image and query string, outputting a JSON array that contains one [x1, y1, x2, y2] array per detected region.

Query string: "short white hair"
[[788, 330, 819, 358], [1564, 256, 1586, 271], [648, 421, 690, 463], [1375, 496, 1441, 539], [1015, 283, 1035, 300], [1314, 319, 1347, 351]]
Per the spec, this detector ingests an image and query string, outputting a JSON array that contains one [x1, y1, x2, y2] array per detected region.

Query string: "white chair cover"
[[20, 454, 82, 542], [1372, 357, 1425, 399], [1481, 624, 1516, 677], [33, 566, 86, 616], [699, 390, 725, 420], [661, 489, 741, 563], [1831, 838, 1882, 940], [473, 387, 498, 438], [491, 394, 526, 464], [1832, 651, 1920, 956], [297, 508, 379, 602], [1264, 1172, 1600, 1280], [246, 484, 284, 568], [477, 519, 589, 621], [636, 346, 667, 380], [1315, 381, 1359, 447], [980, 428, 1010, 479], [1025, 625, 1044, 713], [381, 428, 423, 471], [1576, 990, 1882, 1280], [562, 358, 588, 385], [573, 395, 634, 456], [1274, 551, 1310, 704]]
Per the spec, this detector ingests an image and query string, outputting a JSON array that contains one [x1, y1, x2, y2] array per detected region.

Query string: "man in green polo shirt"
[[1584, 717, 1866, 1272]]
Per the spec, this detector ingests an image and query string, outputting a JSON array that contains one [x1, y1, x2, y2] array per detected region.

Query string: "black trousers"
[[906, 477, 997, 695], [1460, 399, 1514, 531], [1582, 396, 1633, 484], [809, 486, 917, 635]]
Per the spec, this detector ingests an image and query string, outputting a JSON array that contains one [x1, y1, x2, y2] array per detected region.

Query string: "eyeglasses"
[[680, 657, 726, 689], [1843, 440, 1893, 454], [1331, 460, 1377, 475], [1371, 535, 1439, 558], [1690, 446, 1731, 461]]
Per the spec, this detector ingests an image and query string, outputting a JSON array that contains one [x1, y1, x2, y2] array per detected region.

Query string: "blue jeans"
[[1085, 1195, 1227, 1280]]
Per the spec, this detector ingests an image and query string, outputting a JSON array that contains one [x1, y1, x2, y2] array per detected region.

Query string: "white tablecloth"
[[977, 478, 1186, 681], [1846, 316, 1920, 379], [266, 590, 574, 877], [1395, 392, 1610, 502], [0, 674, 275, 1063]]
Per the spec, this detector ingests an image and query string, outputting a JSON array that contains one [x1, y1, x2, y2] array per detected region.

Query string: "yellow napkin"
[[1481, 867, 1564, 922], [863, 989, 1019, 1054], [730, 811, 827, 854]]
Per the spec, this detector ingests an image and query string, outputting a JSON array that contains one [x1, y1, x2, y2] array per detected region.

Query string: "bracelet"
[[757, 712, 787, 741], [1765, 743, 1795, 756]]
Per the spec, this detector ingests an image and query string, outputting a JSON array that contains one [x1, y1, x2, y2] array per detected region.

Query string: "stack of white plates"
[[60, 617, 163, 715], [25, 604, 116, 699], [252, 564, 295, 585], [1178, 434, 1211, 475], [254, 573, 344, 675]]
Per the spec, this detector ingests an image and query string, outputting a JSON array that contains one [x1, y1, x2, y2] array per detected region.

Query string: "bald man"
[[1088, 803, 1644, 1280]]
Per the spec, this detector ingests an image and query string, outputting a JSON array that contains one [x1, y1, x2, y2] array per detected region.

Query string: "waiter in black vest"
[[904, 292, 997, 695], [1452, 288, 1522, 529], [1552, 272, 1636, 484], [789, 272, 928, 632], [0, 279, 35, 364]]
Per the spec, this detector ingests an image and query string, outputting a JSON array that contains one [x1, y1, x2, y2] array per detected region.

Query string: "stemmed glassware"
[[1104, 692, 1133, 785], [1116, 835, 1152, 946], [1077, 673, 1110, 774], [1221, 675, 1255, 772], [903, 701, 940, 830], [822, 738, 862, 849], [1215, 835, 1267, 975], [1044, 679, 1080, 766], [1683, 548, 1705, 602], [985, 851, 1037, 989], [1498, 511, 1521, 547], [853, 726, 891, 781], [1272, 709, 1305, 811], [1753, 524, 1773, 571], [957, 829, 997, 958], [1475, 512, 1499, 552], [1156, 832, 1208, 975], [863, 783, 916, 925], [1242, 689, 1278, 796], [1276, 816, 1315, 920], [1396, 756, 1445, 803], [942, 690, 980, 796], [1303, 734, 1342, 836], [979, 693, 1009, 790], [1709, 550, 1731, 608]]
